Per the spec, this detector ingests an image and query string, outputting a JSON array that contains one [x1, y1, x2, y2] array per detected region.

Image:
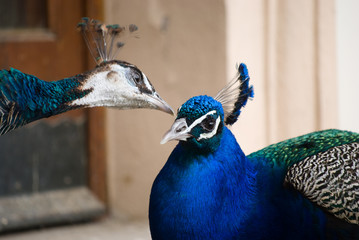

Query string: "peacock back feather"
[[248, 129, 359, 169], [248, 129, 359, 225]]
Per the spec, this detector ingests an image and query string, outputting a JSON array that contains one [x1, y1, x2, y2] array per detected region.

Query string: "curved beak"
[[160, 118, 192, 144], [146, 93, 174, 115]]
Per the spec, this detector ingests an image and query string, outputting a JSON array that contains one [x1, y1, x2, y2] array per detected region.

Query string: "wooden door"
[[0, 0, 106, 232]]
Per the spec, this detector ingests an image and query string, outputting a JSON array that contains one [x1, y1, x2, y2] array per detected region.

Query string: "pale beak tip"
[[160, 135, 170, 145], [160, 128, 173, 145], [159, 106, 174, 115], [154, 96, 174, 115], [166, 106, 175, 115]]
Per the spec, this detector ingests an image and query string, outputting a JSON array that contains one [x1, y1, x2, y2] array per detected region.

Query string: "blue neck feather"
[[0, 68, 91, 134], [150, 126, 331, 239], [150, 127, 259, 239]]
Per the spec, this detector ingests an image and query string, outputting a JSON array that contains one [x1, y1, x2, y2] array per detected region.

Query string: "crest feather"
[[77, 17, 139, 64], [214, 63, 254, 125]]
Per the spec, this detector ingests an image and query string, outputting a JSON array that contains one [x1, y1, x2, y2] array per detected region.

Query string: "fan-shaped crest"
[[214, 63, 254, 126], [77, 17, 138, 64]]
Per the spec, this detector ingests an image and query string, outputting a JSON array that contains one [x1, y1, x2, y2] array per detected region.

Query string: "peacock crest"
[[214, 63, 254, 126], [77, 17, 139, 64]]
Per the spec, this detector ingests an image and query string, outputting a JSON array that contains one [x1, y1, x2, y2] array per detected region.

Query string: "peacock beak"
[[146, 93, 174, 115], [160, 118, 192, 144]]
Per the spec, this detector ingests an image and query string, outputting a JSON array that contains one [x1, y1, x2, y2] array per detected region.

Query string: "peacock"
[[0, 18, 173, 135], [149, 63, 359, 239]]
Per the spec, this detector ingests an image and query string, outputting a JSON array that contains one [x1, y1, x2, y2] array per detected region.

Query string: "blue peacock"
[[0, 18, 173, 135], [149, 63, 359, 239]]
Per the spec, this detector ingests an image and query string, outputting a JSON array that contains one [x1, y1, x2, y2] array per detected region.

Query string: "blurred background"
[[0, 0, 358, 239]]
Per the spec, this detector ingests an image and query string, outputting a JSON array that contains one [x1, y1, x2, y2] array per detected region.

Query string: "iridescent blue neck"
[[149, 127, 258, 239], [0, 68, 91, 135]]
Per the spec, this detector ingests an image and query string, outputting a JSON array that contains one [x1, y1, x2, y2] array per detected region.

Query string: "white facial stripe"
[[172, 110, 219, 143], [187, 110, 217, 132], [142, 73, 153, 91], [198, 116, 220, 140]]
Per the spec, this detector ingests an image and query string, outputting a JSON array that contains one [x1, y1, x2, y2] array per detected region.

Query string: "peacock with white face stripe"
[[149, 63, 359, 240]]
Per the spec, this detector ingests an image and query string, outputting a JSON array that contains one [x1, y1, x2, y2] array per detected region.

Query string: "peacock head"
[[72, 60, 173, 114], [73, 18, 173, 114], [161, 96, 224, 151], [160, 63, 253, 151]]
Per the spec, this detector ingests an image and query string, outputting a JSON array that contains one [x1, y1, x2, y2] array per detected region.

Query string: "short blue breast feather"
[[0, 68, 90, 135], [150, 127, 258, 239], [150, 127, 359, 239]]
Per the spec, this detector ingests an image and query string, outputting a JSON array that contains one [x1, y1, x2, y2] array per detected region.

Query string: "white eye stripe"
[[186, 110, 221, 141], [187, 110, 217, 132], [198, 116, 220, 140], [173, 110, 220, 142], [142, 73, 154, 91]]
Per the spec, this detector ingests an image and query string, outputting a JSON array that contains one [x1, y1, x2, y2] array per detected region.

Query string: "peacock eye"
[[132, 71, 142, 84], [201, 115, 216, 131]]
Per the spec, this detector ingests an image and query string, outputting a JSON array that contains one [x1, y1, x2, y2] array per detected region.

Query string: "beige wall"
[[226, 0, 337, 154], [336, 0, 359, 132], [104, 0, 338, 220], [105, 0, 226, 219]]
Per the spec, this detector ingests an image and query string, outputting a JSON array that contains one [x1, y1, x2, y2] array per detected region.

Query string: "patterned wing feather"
[[285, 142, 359, 224], [248, 129, 359, 225]]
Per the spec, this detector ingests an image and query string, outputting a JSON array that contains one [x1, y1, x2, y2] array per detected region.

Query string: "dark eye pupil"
[[202, 116, 215, 131], [131, 70, 142, 84], [134, 74, 141, 83]]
